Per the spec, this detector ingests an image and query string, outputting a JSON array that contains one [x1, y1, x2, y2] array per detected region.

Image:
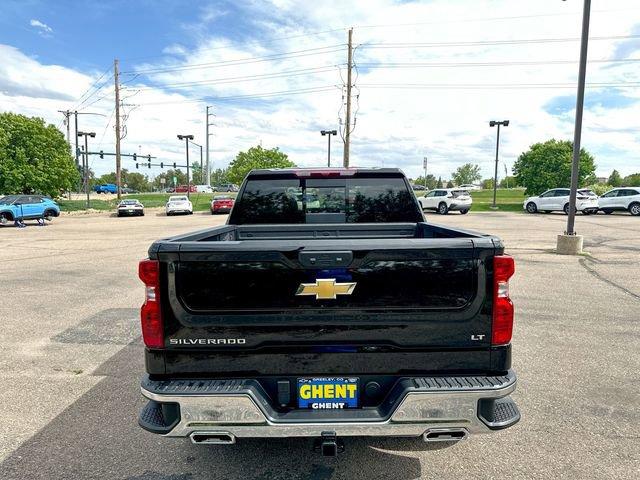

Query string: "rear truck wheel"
[[629, 203, 640, 216], [438, 202, 449, 215], [603, 209, 613, 215], [459, 209, 469, 214], [526, 202, 537, 214]]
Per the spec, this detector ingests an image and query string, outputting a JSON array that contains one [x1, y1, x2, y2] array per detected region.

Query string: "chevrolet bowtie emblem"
[[296, 278, 357, 300]]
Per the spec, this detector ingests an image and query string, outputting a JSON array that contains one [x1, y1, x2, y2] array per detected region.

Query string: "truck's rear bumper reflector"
[[139, 371, 519, 439]]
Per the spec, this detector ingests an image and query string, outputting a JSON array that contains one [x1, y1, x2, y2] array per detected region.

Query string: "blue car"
[[0, 194, 61, 224]]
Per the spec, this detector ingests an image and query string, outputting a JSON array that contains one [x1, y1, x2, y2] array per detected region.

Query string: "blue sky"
[[1, 0, 640, 179]]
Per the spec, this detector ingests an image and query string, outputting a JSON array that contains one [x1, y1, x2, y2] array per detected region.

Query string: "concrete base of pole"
[[556, 234, 583, 255]]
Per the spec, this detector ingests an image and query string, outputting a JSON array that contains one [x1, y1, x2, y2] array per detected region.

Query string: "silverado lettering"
[[137, 168, 520, 454]]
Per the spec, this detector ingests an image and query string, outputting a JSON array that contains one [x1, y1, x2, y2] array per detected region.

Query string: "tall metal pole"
[[343, 27, 353, 168], [205, 106, 210, 186], [84, 135, 90, 209], [114, 58, 122, 200], [566, 0, 591, 236], [492, 124, 501, 209], [185, 138, 191, 199], [327, 134, 332, 167], [74, 111, 79, 167], [423, 156, 428, 189]]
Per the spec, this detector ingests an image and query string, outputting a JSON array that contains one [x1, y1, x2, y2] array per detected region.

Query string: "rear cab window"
[[229, 171, 423, 224]]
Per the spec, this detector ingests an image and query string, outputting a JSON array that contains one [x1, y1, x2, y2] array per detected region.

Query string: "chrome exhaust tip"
[[190, 432, 236, 445], [423, 428, 468, 443]]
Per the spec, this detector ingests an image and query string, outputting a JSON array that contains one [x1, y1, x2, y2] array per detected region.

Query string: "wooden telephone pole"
[[114, 58, 122, 199], [343, 28, 353, 168]]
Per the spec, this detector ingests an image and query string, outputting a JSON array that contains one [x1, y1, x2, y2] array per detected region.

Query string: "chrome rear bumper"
[[139, 371, 519, 439]]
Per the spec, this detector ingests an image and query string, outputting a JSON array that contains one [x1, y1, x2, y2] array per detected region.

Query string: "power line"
[[359, 34, 640, 49], [358, 81, 640, 90], [123, 45, 345, 75], [128, 64, 344, 91], [134, 85, 338, 106], [357, 58, 640, 69], [72, 66, 112, 108]]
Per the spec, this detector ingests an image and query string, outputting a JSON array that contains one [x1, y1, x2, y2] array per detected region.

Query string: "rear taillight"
[[492, 255, 515, 345], [138, 259, 163, 348]]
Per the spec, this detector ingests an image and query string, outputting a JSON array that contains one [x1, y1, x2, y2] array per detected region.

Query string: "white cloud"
[[29, 19, 53, 36], [3, 1, 640, 180]]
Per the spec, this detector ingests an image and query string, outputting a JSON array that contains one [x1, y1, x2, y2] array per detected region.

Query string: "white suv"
[[598, 187, 640, 216], [418, 189, 472, 214], [523, 188, 599, 215]]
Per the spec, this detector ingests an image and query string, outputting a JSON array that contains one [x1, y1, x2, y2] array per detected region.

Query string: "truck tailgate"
[[157, 237, 496, 350]]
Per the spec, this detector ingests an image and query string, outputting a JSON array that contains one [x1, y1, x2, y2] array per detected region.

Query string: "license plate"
[[297, 377, 359, 409]]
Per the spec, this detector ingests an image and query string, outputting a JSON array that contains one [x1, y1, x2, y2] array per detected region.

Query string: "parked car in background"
[[175, 185, 197, 193], [0, 195, 60, 224], [122, 187, 138, 194], [117, 199, 144, 217], [411, 184, 426, 191], [458, 184, 481, 191], [213, 183, 239, 192], [523, 188, 599, 215], [210, 195, 235, 214], [417, 188, 472, 214], [165, 195, 193, 216], [598, 187, 640, 216], [94, 184, 118, 194], [195, 185, 214, 193]]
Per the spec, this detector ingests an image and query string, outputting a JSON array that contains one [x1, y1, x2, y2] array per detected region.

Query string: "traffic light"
[[133, 153, 137, 161], [160, 162, 164, 168], [99, 150, 104, 159], [135, 163, 139, 169], [148, 162, 151, 169], [147, 155, 151, 162], [173, 163, 176, 168]]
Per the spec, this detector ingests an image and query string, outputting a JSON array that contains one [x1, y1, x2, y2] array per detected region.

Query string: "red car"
[[175, 184, 197, 193], [211, 195, 235, 214]]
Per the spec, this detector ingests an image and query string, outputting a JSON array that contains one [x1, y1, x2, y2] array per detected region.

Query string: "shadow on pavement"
[[0, 343, 459, 480]]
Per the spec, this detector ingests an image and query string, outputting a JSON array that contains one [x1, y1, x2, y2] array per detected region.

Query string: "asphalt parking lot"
[[0, 210, 638, 479]]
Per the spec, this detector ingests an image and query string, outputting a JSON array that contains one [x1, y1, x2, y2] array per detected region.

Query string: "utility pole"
[[205, 106, 215, 186], [489, 120, 509, 209], [78, 131, 96, 209], [58, 110, 72, 155], [114, 58, 122, 200], [343, 27, 353, 168], [423, 156, 428, 189]]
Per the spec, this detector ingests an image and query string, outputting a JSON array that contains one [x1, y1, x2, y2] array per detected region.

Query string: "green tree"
[[513, 139, 596, 195], [96, 169, 150, 192], [227, 145, 294, 185], [608, 169, 622, 187], [436, 176, 443, 188], [153, 169, 187, 190], [446, 180, 454, 188], [481, 178, 494, 190], [499, 176, 518, 188], [190, 162, 205, 185], [451, 163, 482, 186], [210, 167, 230, 185], [0, 112, 80, 197], [623, 173, 640, 187], [414, 174, 437, 190]]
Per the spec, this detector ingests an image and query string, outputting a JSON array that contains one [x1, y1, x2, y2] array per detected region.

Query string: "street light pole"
[[423, 156, 428, 189], [489, 120, 509, 209], [566, 0, 591, 237], [77, 131, 96, 209], [177, 134, 194, 198], [321, 130, 337, 167]]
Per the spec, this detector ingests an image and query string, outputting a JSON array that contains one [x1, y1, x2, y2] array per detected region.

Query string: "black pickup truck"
[[137, 168, 519, 455]]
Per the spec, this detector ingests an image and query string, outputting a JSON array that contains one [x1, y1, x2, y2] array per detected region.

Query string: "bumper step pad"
[[138, 400, 180, 434], [478, 396, 521, 429]]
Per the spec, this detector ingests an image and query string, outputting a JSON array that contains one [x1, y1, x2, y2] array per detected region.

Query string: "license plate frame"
[[297, 377, 359, 409]]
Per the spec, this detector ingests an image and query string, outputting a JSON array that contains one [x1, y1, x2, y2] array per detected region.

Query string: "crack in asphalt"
[[578, 257, 640, 301]]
